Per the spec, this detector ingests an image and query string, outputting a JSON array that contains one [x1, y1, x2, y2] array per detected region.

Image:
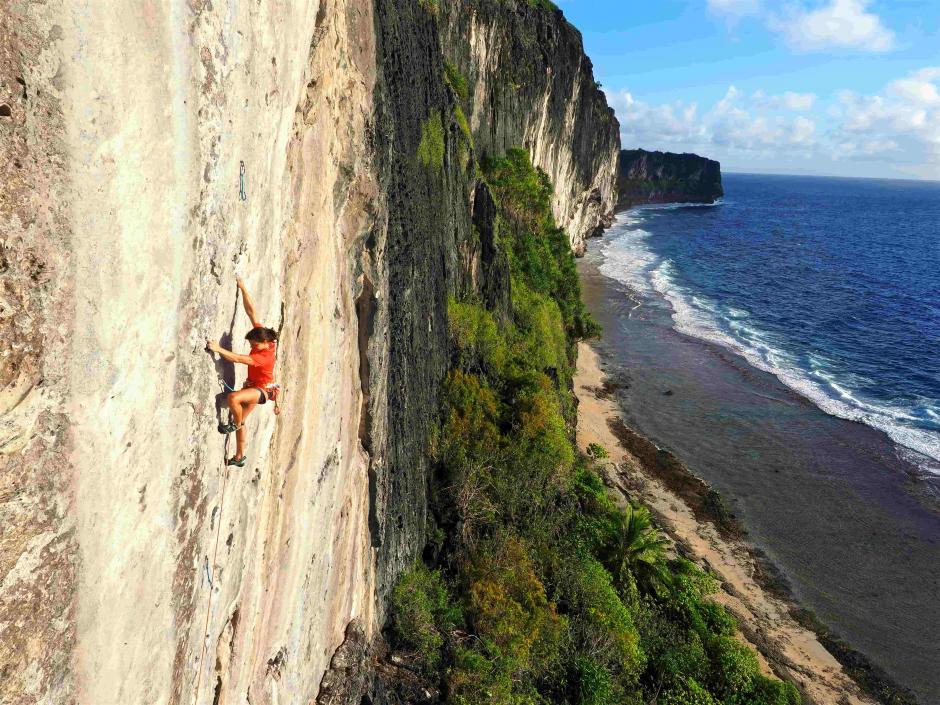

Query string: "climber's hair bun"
[[246, 327, 278, 343]]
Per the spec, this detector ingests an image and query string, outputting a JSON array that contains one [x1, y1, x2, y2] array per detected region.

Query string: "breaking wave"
[[597, 207, 940, 475]]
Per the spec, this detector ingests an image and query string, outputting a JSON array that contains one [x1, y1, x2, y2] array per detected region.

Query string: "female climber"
[[206, 276, 279, 467]]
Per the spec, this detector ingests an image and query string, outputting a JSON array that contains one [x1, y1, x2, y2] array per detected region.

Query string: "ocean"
[[581, 173, 940, 703], [599, 173, 940, 474]]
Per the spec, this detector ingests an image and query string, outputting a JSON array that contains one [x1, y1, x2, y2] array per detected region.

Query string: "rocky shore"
[[574, 343, 880, 705]]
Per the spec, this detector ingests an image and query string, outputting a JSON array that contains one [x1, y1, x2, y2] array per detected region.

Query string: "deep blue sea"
[[599, 173, 940, 473]]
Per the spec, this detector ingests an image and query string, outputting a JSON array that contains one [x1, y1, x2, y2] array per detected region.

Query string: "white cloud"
[[791, 115, 817, 143], [710, 87, 818, 150], [832, 69, 940, 166], [753, 90, 818, 111], [888, 68, 940, 106], [707, 0, 897, 55], [772, 0, 895, 53], [834, 138, 899, 159], [607, 91, 705, 146], [607, 67, 940, 179], [608, 85, 817, 156]]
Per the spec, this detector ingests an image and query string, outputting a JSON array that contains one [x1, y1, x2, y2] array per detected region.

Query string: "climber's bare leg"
[[227, 388, 259, 459]]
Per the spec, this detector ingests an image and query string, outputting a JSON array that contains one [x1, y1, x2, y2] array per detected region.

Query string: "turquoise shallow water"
[[580, 176, 940, 702]]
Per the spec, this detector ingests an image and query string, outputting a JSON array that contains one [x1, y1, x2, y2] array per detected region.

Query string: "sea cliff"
[[440, 0, 621, 254], [0, 2, 873, 704], [0, 1, 616, 702], [617, 148, 723, 210]]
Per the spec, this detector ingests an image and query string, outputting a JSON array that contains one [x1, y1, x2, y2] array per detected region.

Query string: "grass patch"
[[417, 110, 445, 173]]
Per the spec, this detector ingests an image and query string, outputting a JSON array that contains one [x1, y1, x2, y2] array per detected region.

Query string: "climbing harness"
[[216, 375, 281, 417], [268, 384, 282, 416], [262, 383, 281, 406], [239, 160, 247, 201]]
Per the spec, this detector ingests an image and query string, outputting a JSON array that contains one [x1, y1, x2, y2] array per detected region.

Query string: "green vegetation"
[[418, 110, 446, 172], [586, 442, 609, 460], [444, 61, 473, 164], [483, 148, 601, 340], [391, 563, 461, 671], [445, 61, 470, 103], [391, 149, 800, 705], [419, 0, 440, 15], [454, 105, 472, 144]]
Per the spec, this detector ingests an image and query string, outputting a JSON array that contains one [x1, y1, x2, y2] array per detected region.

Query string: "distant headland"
[[617, 148, 723, 210]]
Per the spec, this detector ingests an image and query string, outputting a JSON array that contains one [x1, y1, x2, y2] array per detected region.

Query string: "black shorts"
[[250, 387, 267, 405]]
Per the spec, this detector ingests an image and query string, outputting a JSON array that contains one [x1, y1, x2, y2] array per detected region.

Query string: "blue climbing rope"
[[219, 378, 237, 393]]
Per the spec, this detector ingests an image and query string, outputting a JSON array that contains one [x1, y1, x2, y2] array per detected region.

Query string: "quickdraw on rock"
[[239, 160, 247, 201]]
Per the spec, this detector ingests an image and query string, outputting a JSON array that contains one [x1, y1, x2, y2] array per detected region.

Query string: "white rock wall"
[[464, 10, 620, 255], [1, 2, 623, 702], [1, 1, 379, 703]]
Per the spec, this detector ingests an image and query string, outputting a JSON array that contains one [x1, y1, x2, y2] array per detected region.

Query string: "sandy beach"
[[575, 342, 878, 705]]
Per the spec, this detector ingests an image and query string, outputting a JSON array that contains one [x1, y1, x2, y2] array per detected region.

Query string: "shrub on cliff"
[[586, 442, 609, 459], [466, 536, 566, 677], [660, 677, 718, 705], [448, 299, 508, 375], [441, 534, 571, 704], [559, 556, 645, 683], [444, 61, 469, 103], [707, 635, 801, 705], [391, 563, 460, 670], [483, 148, 600, 342], [390, 148, 800, 705]]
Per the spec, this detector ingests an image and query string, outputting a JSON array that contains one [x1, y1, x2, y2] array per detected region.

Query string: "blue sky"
[[556, 1, 940, 179]]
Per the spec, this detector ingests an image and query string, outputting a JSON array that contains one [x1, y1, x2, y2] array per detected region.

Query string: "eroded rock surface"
[[441, 0, 621, 255], [0, 1, 617, 703]]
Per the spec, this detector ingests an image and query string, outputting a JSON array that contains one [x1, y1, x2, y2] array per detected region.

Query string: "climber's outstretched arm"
[[207, 340, 255, 366], [237, 276, 261, 326]]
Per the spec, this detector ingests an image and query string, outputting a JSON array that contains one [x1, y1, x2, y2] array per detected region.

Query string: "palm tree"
[[605, 503, 670, 596]]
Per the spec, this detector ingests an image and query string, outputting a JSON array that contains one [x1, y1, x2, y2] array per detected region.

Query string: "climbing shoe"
[[227, 455, 247, 468], [218, 422, 240, 434]]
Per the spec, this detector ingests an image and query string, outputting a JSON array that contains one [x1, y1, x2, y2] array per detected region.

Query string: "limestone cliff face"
[[617, 149, 723, 210], [0, 2, 617, 703], [440, 0, 621, 255], [3, 2, 381, 703]]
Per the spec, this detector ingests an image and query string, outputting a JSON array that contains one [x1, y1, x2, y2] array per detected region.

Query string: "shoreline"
[[596, 205, 940, 486], [574, 341, 916, 705]]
